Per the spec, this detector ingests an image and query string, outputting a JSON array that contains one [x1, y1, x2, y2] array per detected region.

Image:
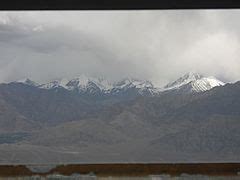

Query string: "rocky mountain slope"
[[0, 72, 237, 163]]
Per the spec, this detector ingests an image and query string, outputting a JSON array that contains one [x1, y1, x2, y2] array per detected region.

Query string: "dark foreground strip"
[[1, 0, 240, 10], [0, 163, 240, 177]]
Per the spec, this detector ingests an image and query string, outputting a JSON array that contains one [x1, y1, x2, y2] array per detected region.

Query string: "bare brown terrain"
[[0, 163, 240, 177]]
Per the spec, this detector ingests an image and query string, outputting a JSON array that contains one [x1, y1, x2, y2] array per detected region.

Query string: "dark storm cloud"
[[0, 11, 240, 86]]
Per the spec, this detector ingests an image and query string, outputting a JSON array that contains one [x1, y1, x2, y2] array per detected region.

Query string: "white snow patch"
[[163, 72, 225, 92]]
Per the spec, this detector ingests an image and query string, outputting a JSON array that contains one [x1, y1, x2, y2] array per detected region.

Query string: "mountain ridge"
[[12, 72, 226, 95]]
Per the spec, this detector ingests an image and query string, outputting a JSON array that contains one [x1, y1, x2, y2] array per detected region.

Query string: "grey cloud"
[[0, 11, 240, 86]]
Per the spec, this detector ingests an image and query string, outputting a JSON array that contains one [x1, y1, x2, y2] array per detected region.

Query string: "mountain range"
[[0, 72, 239, 164], [15, 72, 225, 95]]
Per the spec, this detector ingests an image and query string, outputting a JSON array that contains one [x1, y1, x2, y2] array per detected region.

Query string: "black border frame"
[[1, 0, 240, 10]]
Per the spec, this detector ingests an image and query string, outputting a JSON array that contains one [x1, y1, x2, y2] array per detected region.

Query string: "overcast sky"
[[0, 10, 240, 86]]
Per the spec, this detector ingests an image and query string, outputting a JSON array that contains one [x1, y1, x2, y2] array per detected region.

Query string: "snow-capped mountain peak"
[[15, 78, 39, 87], [191, 76, 225, 92], [115, 78, 154, 89], [164, 72, 225, 92], [164, 72, 202, 90], [66, 75, 113, 91], [39, 78, 69, 89], [111, 78, 158, 96], [39, 75, 113, 94], [66, 75, 91, 90]]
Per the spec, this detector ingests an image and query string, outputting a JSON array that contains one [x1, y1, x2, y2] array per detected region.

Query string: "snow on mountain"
[[13, 72, 225, 95], [38, 76, 158, 95], [114, 78, 153, 89], [39, 75, 113, 94], [164, 72, 202, 90], [15, 78, 39, 87], [112, 78, 159, 95], [39, 78, 69, 89], [66, 75, 113, 92], [191, 76, 225, 92], [163, 72, 225, 92]]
